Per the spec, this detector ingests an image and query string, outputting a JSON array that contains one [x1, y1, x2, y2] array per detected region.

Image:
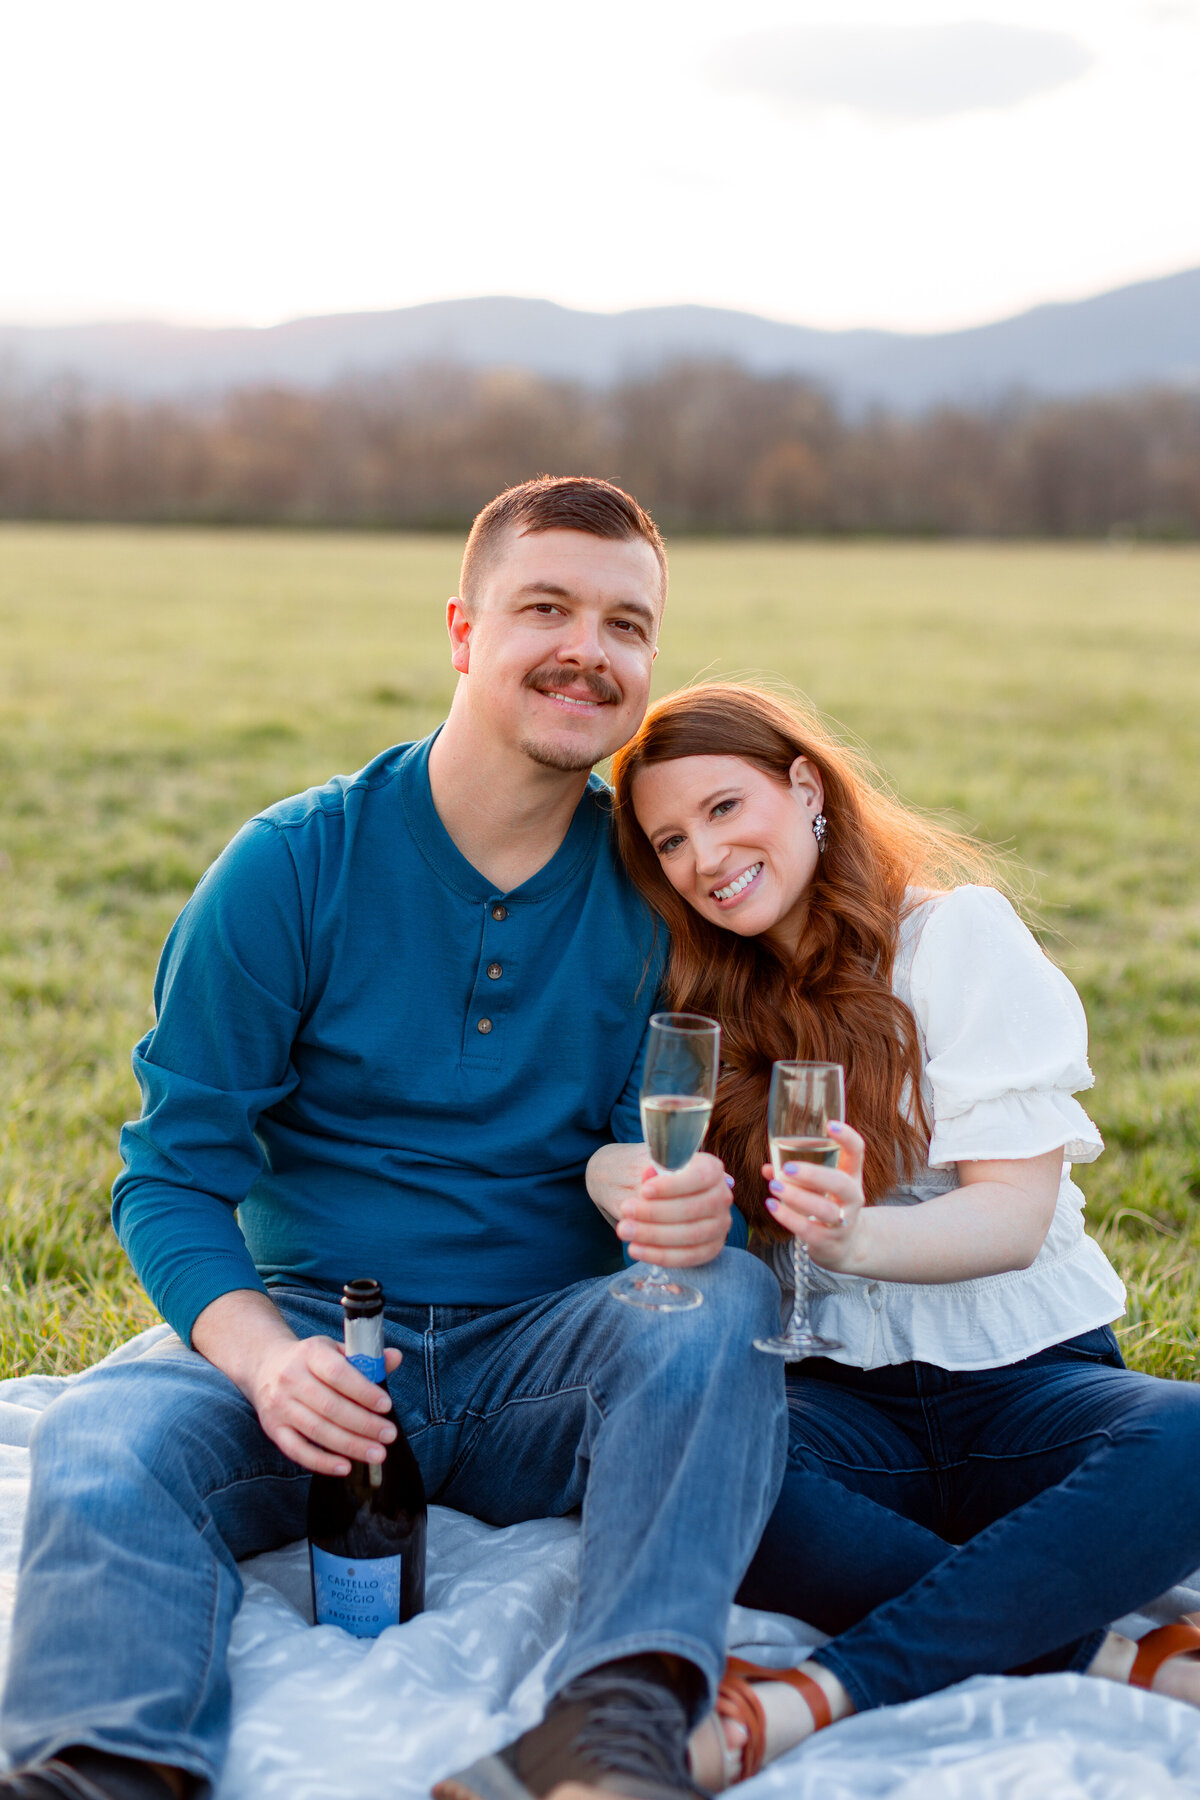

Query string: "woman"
[[605, 681, 1200, 1787]]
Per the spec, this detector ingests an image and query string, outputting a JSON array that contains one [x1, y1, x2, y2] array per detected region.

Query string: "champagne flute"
[[754, 1060, 845, 1357], [611, 1012, 720, 1313]]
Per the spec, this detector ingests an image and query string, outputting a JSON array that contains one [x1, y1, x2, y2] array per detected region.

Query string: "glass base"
[[611, 1267, 703, 1311], [754, 1328, 842, 1358]]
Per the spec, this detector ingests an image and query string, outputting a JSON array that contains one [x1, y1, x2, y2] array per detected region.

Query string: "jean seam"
[[557, 1387, 606, 1670], [965, 1429, 1120, 1467], [459, 1381, 595, 1424], [189, 1465, 310, 1508], [425, 1315, 443, 1424], [789, 1451, 930, 1479], [180, 1525, 225, 1743], [439, 1418, 487, 1493], [914, 1376, 953, 1525]]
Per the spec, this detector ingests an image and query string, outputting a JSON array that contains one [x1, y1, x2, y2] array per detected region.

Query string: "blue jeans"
[[2, 1253, 785, 1789], [737, 1326, 1200, 1713]]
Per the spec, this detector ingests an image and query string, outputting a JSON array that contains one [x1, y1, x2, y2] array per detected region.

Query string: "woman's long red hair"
[[612, 683, 1002, 1238]]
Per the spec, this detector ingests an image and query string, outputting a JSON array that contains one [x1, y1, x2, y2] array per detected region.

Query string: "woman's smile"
[[710, 861, 765, 906]]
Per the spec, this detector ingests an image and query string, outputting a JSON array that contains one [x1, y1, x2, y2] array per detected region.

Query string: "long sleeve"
[[112, 819, 308, 1343]]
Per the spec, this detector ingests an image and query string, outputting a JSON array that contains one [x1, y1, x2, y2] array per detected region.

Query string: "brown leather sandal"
[[1129, 1620, 1200, 1690], [714, 1655, 833, 1782]]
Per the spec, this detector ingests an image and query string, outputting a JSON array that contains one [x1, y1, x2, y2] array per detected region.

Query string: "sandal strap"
[[1129, 1622, 1200, 1690], [723, 1656, 833, 1735], [715, 1675, 767, 1782]]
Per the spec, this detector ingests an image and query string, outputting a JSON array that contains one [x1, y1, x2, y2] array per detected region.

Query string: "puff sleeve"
[[907, 886, 1104, 1169]]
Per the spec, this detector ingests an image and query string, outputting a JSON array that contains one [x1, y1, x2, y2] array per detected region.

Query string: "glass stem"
[[789, 1238, 810, 1337], [642, 1162, 673, 1288]]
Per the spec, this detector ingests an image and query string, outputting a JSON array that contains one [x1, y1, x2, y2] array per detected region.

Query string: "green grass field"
[[2, 526, 1198, 1381]]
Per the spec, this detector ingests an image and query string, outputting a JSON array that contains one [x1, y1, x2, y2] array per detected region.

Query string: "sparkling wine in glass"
[[611, 1012, 720, 1313], [754, 1060, 845, 1357]]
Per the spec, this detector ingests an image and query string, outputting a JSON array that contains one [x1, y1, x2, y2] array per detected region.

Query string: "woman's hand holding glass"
[[763, 1119, 867, 1273]]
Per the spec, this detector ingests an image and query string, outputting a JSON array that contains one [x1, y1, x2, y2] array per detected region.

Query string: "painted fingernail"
[[768, 1179, 783, 1194], [765, 1197, 780, 1214], [783, 1162, 800, 1176], [828, 1122, 844, 1134], [725, 1175, 736, 1188]]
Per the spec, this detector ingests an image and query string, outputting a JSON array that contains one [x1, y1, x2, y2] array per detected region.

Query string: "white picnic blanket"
[[2, 1328, 1200, 1800]]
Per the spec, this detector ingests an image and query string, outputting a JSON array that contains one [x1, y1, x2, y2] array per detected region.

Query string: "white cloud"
[[708, 21, 1094, 121]]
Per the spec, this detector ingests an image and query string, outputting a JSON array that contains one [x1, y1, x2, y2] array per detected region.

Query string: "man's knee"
[[604, 1252, 783, 1398], [31, 1376, 128, 1469], [29, 1355, 251, 1504], [688, 1248, 782, 1338]]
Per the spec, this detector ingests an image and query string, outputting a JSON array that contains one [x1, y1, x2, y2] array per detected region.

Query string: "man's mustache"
[[522, 666, 621, 706]]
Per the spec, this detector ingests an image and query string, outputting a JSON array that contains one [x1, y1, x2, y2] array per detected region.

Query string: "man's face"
[[448, 527, 663, 772]]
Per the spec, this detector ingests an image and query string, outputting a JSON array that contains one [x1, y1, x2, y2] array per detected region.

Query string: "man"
[[1, 477, 786, 1800]]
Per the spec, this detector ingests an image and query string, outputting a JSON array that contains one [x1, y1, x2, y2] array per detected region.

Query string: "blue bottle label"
[[311, 1546, 402, 1637], [347, 1352, 386, 1383]]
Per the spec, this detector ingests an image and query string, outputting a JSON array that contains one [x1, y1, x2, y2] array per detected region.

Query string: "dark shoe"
[[0, 1754, 176, 1800], [433, 1659, 711, 1800]]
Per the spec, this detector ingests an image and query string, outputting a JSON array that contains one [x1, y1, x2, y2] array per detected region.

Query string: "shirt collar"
[[399, 728, 609, 905]]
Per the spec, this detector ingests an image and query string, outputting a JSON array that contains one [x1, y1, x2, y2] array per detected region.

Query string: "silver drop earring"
[[812, 812, 828, 855]]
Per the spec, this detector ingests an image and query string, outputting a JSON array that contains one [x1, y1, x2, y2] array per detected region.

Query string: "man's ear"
[[447, 597, 471, 674]]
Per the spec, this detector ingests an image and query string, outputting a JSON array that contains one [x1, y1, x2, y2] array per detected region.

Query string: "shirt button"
[[487, 962, 503, 980], [477, 1018, 493, 1034], [491, 904, 507, 921]]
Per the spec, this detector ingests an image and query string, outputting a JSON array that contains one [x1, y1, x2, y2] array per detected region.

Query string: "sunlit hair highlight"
[[612, 682, 1006, 1237]]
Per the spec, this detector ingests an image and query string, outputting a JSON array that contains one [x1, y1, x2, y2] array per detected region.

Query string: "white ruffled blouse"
[[756, 884, 1125, 1371]]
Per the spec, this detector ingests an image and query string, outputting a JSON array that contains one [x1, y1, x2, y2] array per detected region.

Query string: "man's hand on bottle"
[[246, 1335, 404, 1476], [616, 1150, 734, 1267], [191, 1288, 402, 1476]]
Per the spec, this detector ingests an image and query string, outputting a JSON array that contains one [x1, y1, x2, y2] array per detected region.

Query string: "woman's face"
[[631, 753, 825, 953]]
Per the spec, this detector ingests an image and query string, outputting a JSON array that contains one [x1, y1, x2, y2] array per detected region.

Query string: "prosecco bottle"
[[307, 1278, 427, 1636]]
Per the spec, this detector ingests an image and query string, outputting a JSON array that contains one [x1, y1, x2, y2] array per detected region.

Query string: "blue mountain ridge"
[[2, 266, 1197, 413]]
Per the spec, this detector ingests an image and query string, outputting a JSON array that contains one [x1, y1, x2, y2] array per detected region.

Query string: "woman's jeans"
[[1, 1253, 786, 1789], [738, 1326, 1200, 1713]]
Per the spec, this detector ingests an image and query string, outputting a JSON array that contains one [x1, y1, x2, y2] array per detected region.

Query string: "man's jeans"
[[738, 1326, 1200, 1712], [2, 1252, 785, 1789]]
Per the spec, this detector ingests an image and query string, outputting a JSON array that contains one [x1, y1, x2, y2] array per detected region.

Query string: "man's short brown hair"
[[459, 475, 667, 609]]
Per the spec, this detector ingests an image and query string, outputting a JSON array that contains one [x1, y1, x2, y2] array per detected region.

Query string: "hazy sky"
[[4, 0, 1199, 333]]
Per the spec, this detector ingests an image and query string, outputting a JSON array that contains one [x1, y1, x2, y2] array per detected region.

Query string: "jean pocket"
[[1038, 1325, 1126, 1368]]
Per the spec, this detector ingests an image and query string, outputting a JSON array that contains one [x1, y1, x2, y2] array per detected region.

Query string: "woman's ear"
[[788, 755, 825, 814]]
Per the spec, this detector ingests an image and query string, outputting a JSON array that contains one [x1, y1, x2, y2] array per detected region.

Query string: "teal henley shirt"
[[112, 733, 669, 1343]]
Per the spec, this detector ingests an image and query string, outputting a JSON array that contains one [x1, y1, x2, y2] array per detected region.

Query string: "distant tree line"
[[1, 362, 1198, 537]]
